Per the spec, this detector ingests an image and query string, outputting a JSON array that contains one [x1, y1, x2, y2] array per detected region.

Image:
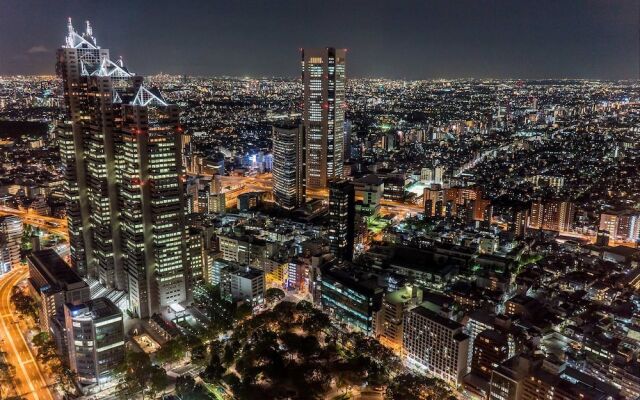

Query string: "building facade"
[[272, 123, 305, 210], [64, 298, 125, 385], [57, 20, 188, 318], [403, 306, 469, 386], [0, 215, 22, 275], [328, 180, 355, 262], [301, 48, 346, 189]]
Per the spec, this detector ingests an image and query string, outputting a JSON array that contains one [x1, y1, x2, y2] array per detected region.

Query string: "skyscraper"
[[301, 48, 346, 190], [328, 180, 355, 262], [0, 216, 22, 275], [57, 19, 109, 278], [272, 122, 305, 210], [57, 20, 187, 317], [118, 89, 187, 317], [57, 19, 138, 285], [403, 306, 469, 386]]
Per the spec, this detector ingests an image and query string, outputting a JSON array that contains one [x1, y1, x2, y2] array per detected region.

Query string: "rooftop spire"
[[85, 20, 92, 36], [67, 17, 74, 34]]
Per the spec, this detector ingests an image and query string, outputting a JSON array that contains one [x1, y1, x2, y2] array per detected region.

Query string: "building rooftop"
[[410, 305, 465, 332], [28, 248, 84, 286], [66, 297, 121, 321]]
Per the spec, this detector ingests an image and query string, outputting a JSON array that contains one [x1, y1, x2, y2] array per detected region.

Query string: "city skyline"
[[1, 6, 640, 400], [1, 0, 639, 80]]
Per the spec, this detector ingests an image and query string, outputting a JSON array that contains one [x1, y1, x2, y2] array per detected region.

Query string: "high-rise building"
[[64, 298, 125, 385], [57, 19, 139, 285], [57, 20, 110, 277], [599, 210, 640, 243], [354, 175, 384, 218], [471, 329, 510, 380], [328, 180, 355, 262], [185, 227, 205, 302], [219, 265, 265, 306], [118, 88, 187, 317], [403, 306, 469, 386], [489, 354, 617, 400], [319, 266, 383, 335], [57, 20, 188, 318], [0, 216, 22, 275], [512, 207, 530, 238], [28, 249, 91, 361], [529, 200, 575, 232], [375, 286, 422, 351], [272, 122, 305, 210], [301, 48, 346, 190]]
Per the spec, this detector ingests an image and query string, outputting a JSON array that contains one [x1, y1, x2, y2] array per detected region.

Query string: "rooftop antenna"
[[85, 20, 92, 36], [67, 17, 74, 34]]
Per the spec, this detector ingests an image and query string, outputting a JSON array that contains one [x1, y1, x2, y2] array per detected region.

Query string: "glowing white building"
[[301, 48, 346, 190]]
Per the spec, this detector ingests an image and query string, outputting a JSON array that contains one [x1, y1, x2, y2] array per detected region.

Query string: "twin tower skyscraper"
[[57, 20, 187, 318], [272, 48, 347, 210], [58, 20, 347, 317]]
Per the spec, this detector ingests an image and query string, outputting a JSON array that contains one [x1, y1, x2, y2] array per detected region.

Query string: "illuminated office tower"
[[57, 19, 107, 277], [301, 48, 346, 190], [57, 19, 137, 286], [272, 122, 305, 210], [328, 180, 355, 262], [57, 20, 188, 317], [118, 89, 187, 317]]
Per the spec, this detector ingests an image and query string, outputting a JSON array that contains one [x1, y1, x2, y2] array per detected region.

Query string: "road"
[[0, 206, 68, 239], [219, 173, 425, 218], [0, 267, 55, 400]]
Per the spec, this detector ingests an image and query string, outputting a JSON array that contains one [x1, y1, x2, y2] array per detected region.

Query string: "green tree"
[[265, 288, 285, 304], [50, 362, 77, 397], [385, 373, 455, 400], [302, 310, 331, 334], [0, 351, 16, 399], [31, 332, 57, 363], [175, 375, 197, 397], [116, 351, 169, 400], [148, 367, 169, 399], [10, 287, 38, 323], [202, 352, 226, 382], [233, 303, 253, 321], [154, 338, 186, 364]]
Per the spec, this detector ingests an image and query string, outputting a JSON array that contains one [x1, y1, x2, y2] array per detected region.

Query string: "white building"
[[64, 298, 124, 386], [220, 265, 265, 306], [0, 215, 22, 275], [403, 305, 469, 386]]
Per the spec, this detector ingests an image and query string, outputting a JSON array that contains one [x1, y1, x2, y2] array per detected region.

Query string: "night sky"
[[1, 0, 638, 79]]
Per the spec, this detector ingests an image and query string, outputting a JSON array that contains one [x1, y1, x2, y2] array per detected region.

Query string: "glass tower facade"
[[301, 48, 346, 189], [57, 20, 188, 317]]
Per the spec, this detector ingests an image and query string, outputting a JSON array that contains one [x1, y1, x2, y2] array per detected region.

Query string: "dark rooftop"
[[28, 248, 84, 286], [410, 305, 465, 332]]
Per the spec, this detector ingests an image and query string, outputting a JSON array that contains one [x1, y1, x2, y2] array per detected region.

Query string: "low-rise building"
[[220, 264, 265, 306], [28, 249, 90, 359], [64, 298, 125, 386]]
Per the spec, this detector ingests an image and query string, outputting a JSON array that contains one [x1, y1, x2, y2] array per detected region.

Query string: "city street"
[[0, 206, 68, 238], [0, 267, 55, 400]]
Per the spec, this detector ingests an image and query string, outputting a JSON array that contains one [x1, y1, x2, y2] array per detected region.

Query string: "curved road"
[[0, 267, 55, 400], [0, 206, 68, 239]]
